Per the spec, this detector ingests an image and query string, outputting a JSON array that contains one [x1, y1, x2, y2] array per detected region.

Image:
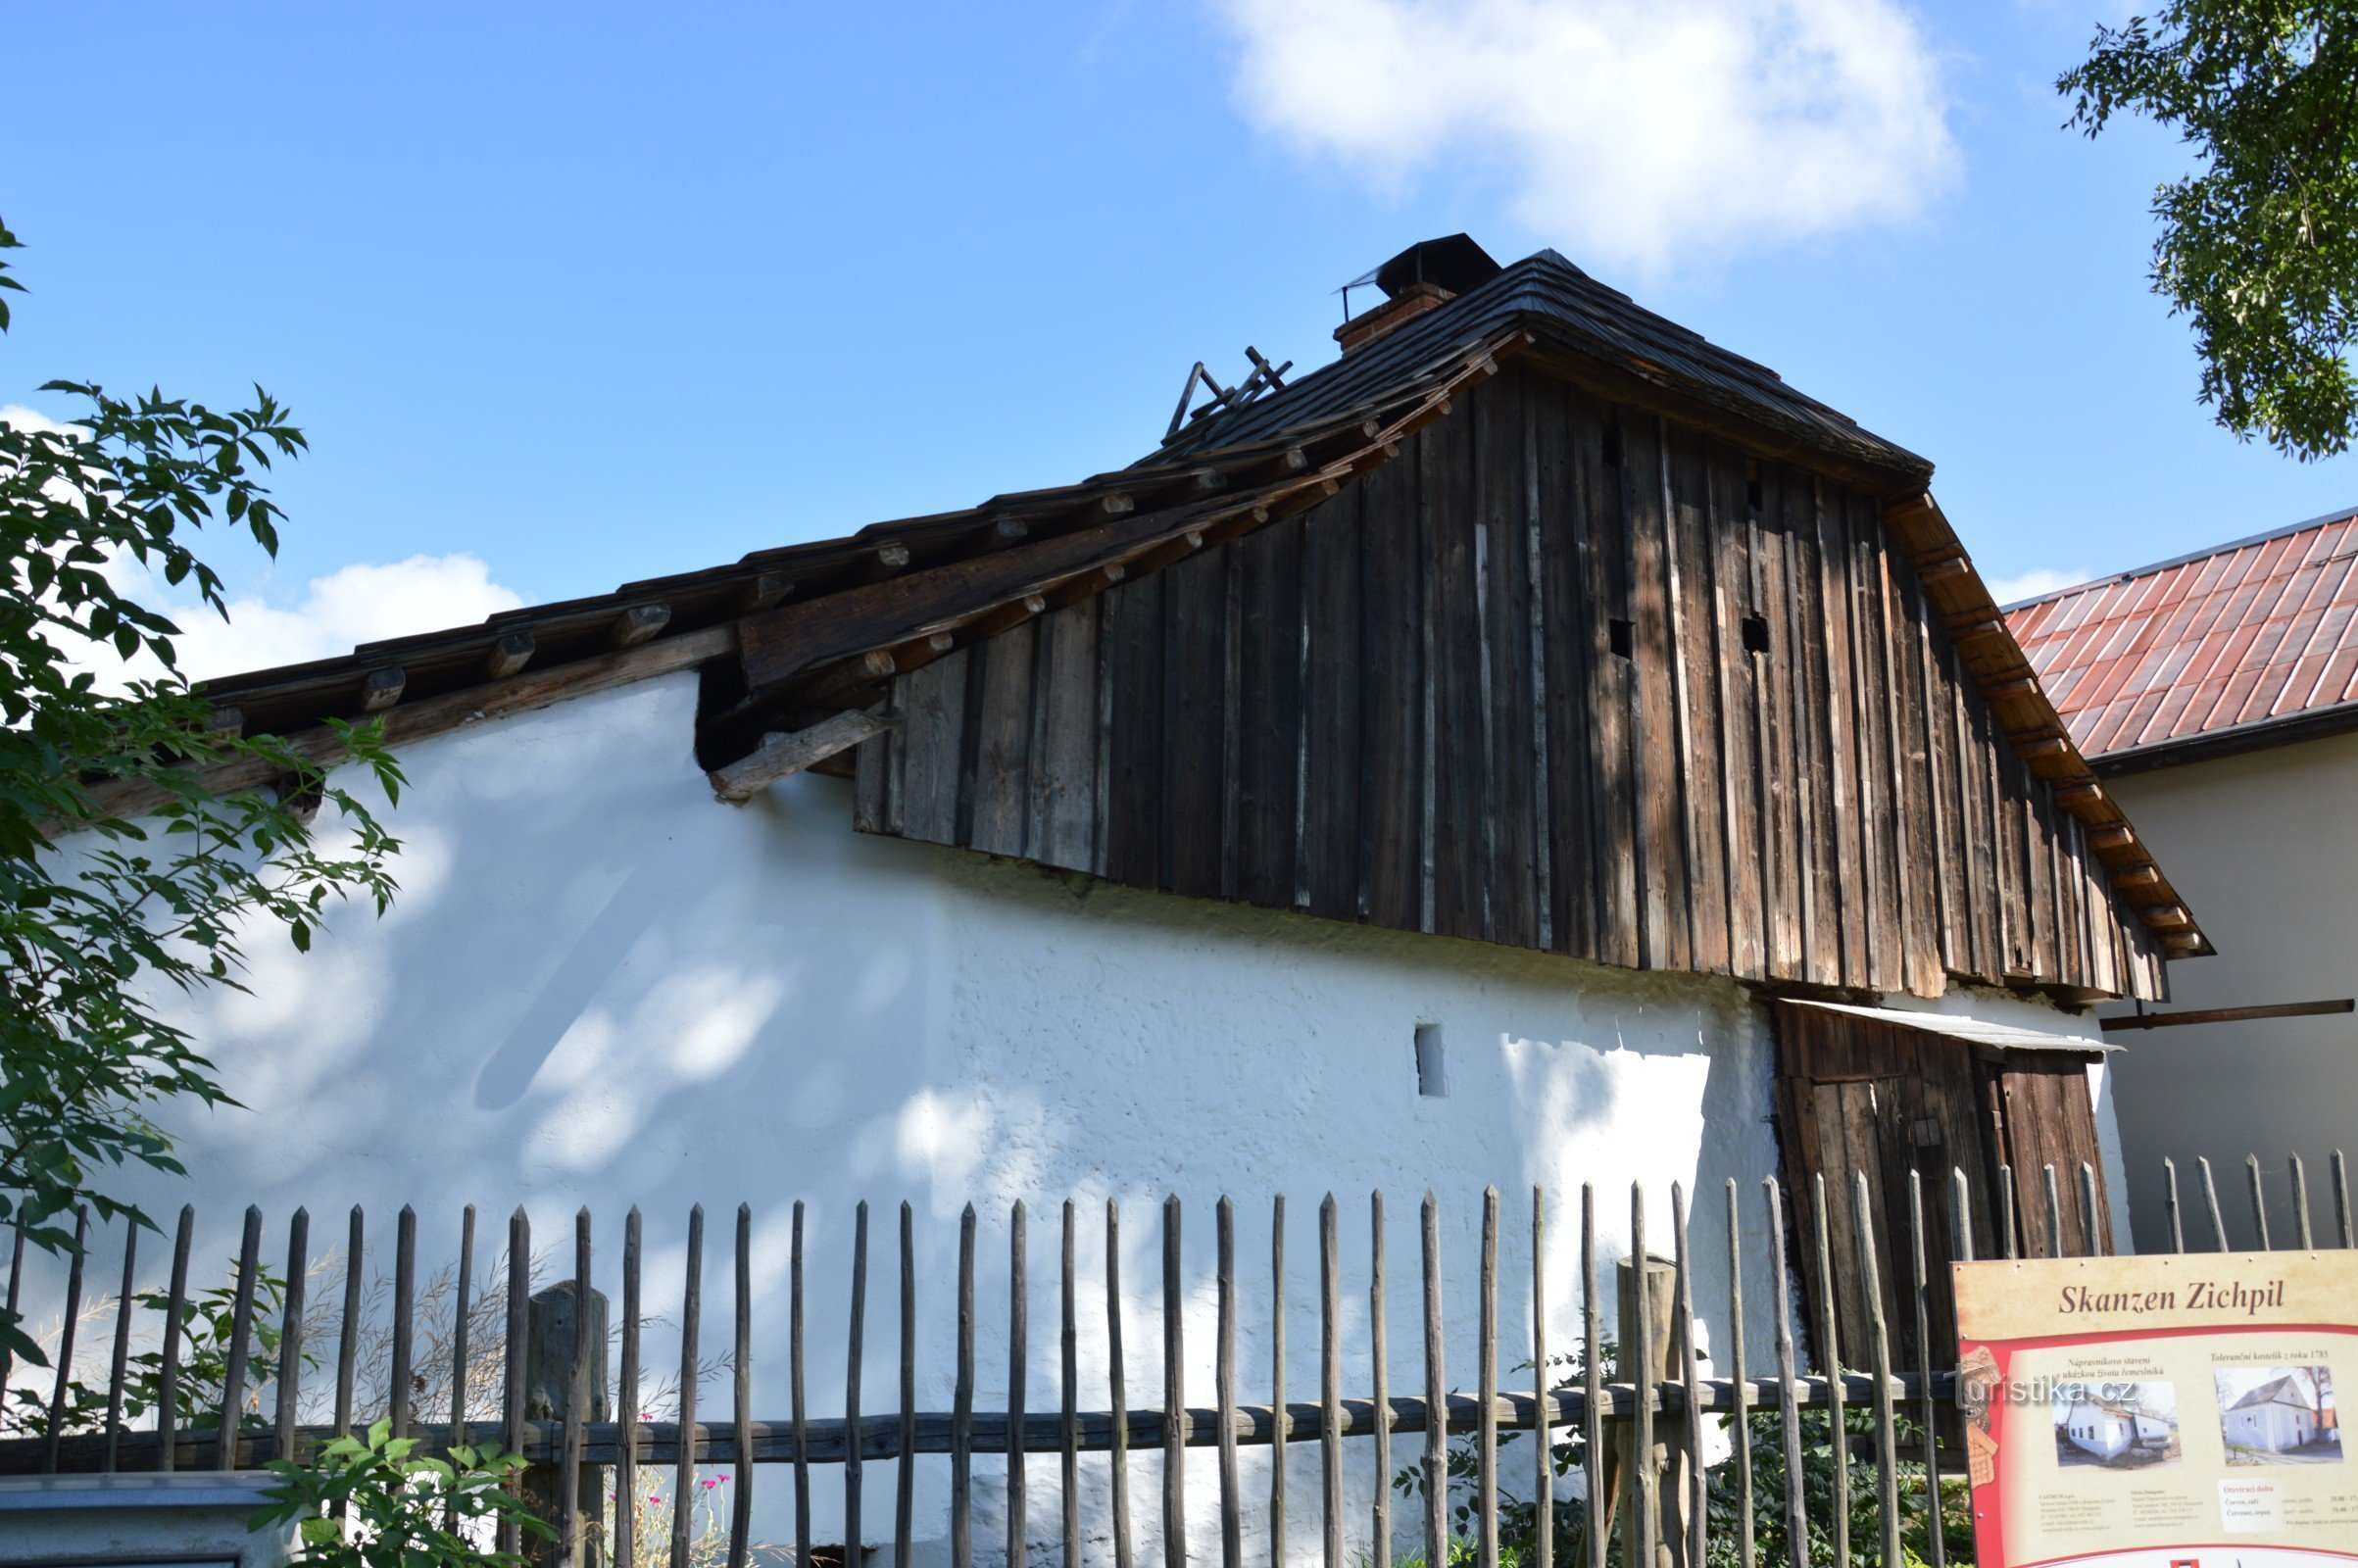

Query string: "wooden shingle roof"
[[2005, 506, 2358, 773]]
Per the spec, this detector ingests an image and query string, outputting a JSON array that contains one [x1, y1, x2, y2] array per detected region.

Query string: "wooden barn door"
[[1982, 1054, 2117, 1259], [1773, 1001, 1987, 1375], [1770, 1000, 2114, 1375]]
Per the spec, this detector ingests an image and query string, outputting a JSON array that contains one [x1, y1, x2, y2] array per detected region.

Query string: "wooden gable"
[[851, 363, 2171, 1002]]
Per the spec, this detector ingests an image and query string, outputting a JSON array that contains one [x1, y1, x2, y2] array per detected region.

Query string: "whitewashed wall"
[[17, 670, 2114, 1562], [2103, 730, 2358, 1251]]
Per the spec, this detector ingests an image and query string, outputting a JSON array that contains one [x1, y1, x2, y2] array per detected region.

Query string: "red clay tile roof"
[[2005, 506, 2358, 769]]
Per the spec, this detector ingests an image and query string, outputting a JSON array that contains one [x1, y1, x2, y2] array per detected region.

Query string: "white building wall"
[[2102, 731, 2358, 1251], [12, 670, 2122, 1560]]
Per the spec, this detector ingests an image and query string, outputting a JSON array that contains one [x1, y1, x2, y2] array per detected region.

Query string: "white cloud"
[[1219, 0, 1960, 275], [77, 554, 527, 689], [162, 555, 527, 682], [1987, 565, 2092, 606], [0, 404, 80, 437]]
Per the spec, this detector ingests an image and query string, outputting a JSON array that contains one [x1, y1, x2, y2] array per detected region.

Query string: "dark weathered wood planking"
[[1356, 448, 1424, 932], [1162, 549, 1229, 901], [858, 372, 2166, 1002]]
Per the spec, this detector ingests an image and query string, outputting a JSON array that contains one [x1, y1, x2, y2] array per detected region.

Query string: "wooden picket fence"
[[0, 1150, 2349, 1568]]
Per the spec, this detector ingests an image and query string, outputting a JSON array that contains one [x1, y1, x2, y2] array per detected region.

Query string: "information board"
[[1955, 1251, 2358, 1568]]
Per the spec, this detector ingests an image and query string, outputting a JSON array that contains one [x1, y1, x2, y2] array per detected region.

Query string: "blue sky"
[[6, 2, 2355, 675]]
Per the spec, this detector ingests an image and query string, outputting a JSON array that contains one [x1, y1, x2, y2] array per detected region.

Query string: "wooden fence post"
[[526, 1278, 612, 1568], [1609, 1252, 1689, 1568]]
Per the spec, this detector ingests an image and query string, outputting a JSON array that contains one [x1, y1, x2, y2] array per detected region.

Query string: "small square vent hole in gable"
[[1415, 1023, 1448, 1099]]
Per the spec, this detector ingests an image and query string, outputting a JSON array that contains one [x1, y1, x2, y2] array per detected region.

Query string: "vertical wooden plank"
[[1812, 1176, 1849, 1568], [1061, 1201, 1080, 1568], [1909, 1173, 1946, 1568], [1422, 1194, 1447, 1568], [1997, 1166, 2020, 1261], [1008, 1201, 1028, 1568], [897, 1203, 922, 1568], [1321, 1194, 1346, 1568], [674, 1205, 706, 1568], [955, 1205, 977, 1568], [848, 1201, 873, 1568], [1106, 1200, 1133, 1568], [1853, 1175, 1901, 1568], [735, 1204, 756, 1568], [1163, 548, 1229, 900], [2248, 1156, 2274, 1250], [564, 1209, 591, 1568], [501, 1209, 527, 1553], [1162, 1197, 1185, 1568], [334, 1206, 362, 1451], [390, 1205, 417, 1442], [215, 1206, 262, 1471], [1624, 415, 1691, 968], [1577, 398, 1640, 966], [274, 1208, 310, 1468], [1027, 600, 1103, 873], [1581, 1186, 1606, 1568], [2200, 1158, 2229, 1251], [618, 1207, 643, 1568], [1766, 1181, 1808, 1568], [1752, 468, 1804, 981], [1533, 1187, 1554, 1568], [1725, 1182, 1754, 1568], [2041, 1163, 2065, 1258], [2164, 1158, 2186, 1252], [1271, 1196, 1289, 1568], [1304, 486, 1366, 922], [1358, 432, 1425, 931], [1629, 1186, 1658, 1568], [1533, 379, 1595, 958], [1478, 370, 1541, 949], [1810, 480, 1865, 987], [965, 618, 1037, 858], [42, 1206, 88, 1475], [898, 650, 970, 848], [1477, 1188, 1499, 1568], [1665, 430, 1730, 973], [102, 1225, 137, 1473], [1237, 515, 1304, 910], [1709, 446, 1765, 977], [1843, 493, 1897, 992], [1217, 1198, 1241, 1568], [1428, 395, 1488, 942], [1921, 606, 1963, 979], [445, 1206, 471, 1480], [2336, 1152, 2354, 1248], [1673, 1186, 1706, 1568], [1103, 571, 1166, 887], [793, 1202, 812, 1568], [1868, 507, 1927, 993], [1371, 1191, 1393, 1568]]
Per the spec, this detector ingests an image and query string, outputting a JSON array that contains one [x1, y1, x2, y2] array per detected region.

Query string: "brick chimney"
[[1336, 281, 1457, 354], [1335, 234, 1500, 356]]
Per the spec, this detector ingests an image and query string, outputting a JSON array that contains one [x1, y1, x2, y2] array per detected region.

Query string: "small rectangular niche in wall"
[[1415, 1023, 1448, 1099]]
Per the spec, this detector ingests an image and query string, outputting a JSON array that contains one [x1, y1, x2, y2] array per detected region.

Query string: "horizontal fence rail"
[[0, 1149, 2349, 1568]]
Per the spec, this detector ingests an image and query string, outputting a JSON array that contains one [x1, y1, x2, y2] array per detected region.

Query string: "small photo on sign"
[[2052, 1380, 2183, 1470], [2214, 1365, 2342, 1465]]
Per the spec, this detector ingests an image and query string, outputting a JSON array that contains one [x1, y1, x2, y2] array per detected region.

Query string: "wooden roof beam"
[[360, 667, 406, 713], [841, 544, 912, 587], [610, 604, 671, 648], [710, 710, 903, 803], [483, 631, 536, 680], [736, 572, 795, 613]]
